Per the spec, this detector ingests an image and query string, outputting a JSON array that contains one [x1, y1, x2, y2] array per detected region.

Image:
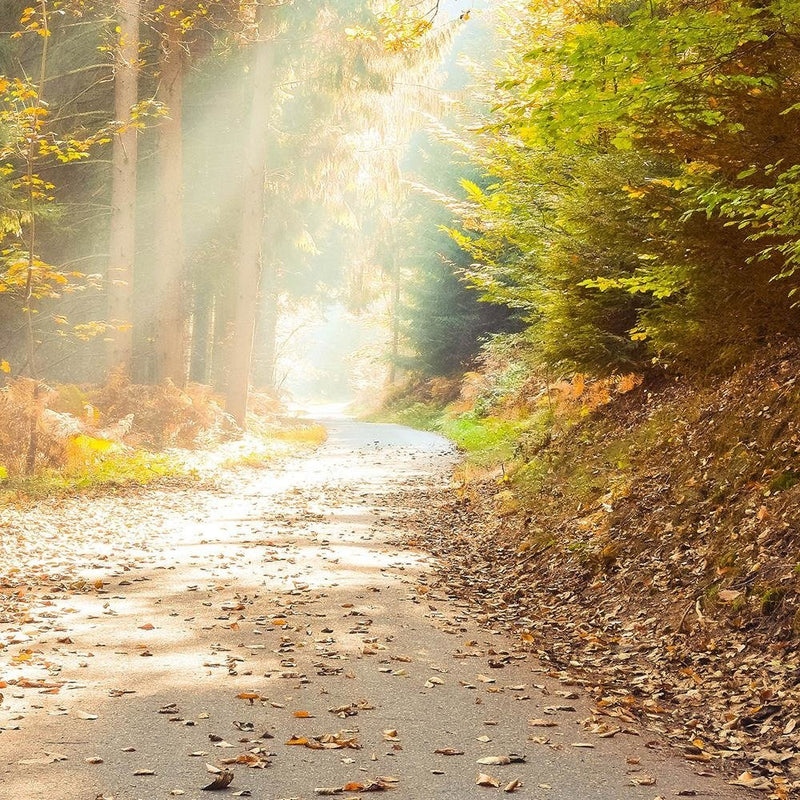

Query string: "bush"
[[90, 372, 234, 448], [0, 379, 69, 477]]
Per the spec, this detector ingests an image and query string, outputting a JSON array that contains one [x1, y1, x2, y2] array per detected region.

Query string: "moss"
[[770, 470, 800, 493], [761, 587, 787, 616]]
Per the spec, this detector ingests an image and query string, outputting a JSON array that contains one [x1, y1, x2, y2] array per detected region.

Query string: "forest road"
[[0, 415, 748, 800]]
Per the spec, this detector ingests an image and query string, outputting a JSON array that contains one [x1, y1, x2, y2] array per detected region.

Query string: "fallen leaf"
[[203, 770, 234, 791]]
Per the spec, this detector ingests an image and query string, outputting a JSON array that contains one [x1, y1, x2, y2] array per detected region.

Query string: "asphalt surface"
[[0, 416, 747, 799]]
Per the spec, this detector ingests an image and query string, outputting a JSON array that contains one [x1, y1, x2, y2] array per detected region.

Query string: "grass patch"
[[439, 414, 525, 464], [221, 450, 278, 470], [373, 401, 547, 467], [272, 423, 328, 446], [0, 449, 186, 504], [369, 401, 444, 432]]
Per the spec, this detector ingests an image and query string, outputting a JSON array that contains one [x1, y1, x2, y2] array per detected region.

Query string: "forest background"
[[3, 1, 800, 794]]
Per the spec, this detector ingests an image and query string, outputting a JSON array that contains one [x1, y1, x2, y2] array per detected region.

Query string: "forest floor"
[[0, 415, 750, 800]]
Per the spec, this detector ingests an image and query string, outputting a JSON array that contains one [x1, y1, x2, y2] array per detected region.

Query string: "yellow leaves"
[[344, 26, 377, 42], [12, 649, 34, 662], [494, 489, 520, 517], [0, 360, 10, 373], [64, 434, 116, 472], [616, 373, 643, 394], [622, 184, 647, 199]]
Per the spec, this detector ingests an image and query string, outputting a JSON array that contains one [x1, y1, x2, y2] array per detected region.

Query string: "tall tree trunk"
[[388, 235, 400, 385], [252, 275, 279, 389], [189, 282, 213, 384], [153, 20, 186, 386], [226, 11, 276, 425], [106, 0, 139, 377], [211, 287, 234, 392]]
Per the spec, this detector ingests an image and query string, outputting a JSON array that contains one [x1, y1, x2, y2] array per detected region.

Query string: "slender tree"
[[106, 0, 140, 376], [225, 3, 276, 424], [152, 9, 187, 386]]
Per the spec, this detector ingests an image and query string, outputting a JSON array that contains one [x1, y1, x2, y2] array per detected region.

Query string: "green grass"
[[439, 414, 526, 464], [371, 401, 444, 432], [0, 450, 187, 504], [374, 401, 546, 466]]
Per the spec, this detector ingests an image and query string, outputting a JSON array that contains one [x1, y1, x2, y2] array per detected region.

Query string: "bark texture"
[[107, 0, 140, 376], [153, 20, 186, 386], [226, 10, 276, 424]]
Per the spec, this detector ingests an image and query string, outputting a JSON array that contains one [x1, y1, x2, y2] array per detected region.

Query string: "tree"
[[106, 0, 140, 376], [447, 0, 800, 376], [225, 2, 276, 425], [151, 5, 187, 386]]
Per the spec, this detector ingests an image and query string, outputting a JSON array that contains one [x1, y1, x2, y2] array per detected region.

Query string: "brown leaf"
[[202, 770, 234, 791]]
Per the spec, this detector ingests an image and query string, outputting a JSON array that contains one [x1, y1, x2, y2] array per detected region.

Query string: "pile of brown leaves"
[[409, 343, 800, 800]]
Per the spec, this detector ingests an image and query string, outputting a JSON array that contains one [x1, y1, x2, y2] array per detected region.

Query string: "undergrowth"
[[0, 375, 311, 502], [0, 449, 186, 504], [380, 339, 800, 635]]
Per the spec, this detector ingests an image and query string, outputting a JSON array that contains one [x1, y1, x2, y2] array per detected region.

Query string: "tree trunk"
[[211, 287, 234, 392], [106, 0, 139, 377], [225, 11, 276, 426], [252, 276, 279, 389], [153, 20, 186, 386], [189, 282, 213, 384], [388, 242, 400, 385]]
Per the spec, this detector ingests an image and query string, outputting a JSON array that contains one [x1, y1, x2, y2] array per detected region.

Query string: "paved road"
[[0, 417, 744, 799]]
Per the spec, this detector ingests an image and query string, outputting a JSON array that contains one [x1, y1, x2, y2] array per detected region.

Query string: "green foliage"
[[448, 0, 800, 374], [396, 135, 514, 377]]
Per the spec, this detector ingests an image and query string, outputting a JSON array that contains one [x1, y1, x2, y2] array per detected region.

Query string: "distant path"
[[0, 415, 744, 799]]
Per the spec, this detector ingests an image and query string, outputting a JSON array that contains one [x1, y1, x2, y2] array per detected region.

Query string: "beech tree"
[[225, 2, 276, 425], [106, 0, 140, 375], [151, 5, 187, 386]]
